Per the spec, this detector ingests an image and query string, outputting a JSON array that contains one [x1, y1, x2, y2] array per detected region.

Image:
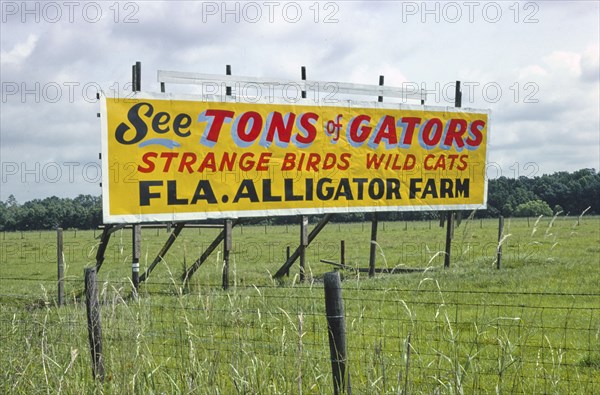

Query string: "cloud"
[[1, 1, 599, 202], [0, 33, 38, 66]]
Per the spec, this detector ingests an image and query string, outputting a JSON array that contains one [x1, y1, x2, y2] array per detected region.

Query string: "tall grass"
[[1, 215, 599, 393]]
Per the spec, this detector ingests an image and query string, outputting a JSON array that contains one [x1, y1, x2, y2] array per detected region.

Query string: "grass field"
[[1, 214, 599, 393]]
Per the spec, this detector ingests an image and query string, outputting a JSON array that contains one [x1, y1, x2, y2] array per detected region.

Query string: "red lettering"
[[138, 152, 157, 173], [373, 116, 398, 146], [443, 119, 468, 149], [466, 120, 485, 148], [236, 111, 263, 143], [265, 112, 295, 145], [178, 152, 197, 173], [421, 118, 443, 147], [202, 109, 235, 144], [348, 115, 372, 145], [160, 152, 179, 172], [400, 117, 421, 146], [296, 112, 318, 145], [338, 153, 351, 170]]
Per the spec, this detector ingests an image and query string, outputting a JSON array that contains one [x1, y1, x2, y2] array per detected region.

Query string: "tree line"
[[0, 168, 598, 231]]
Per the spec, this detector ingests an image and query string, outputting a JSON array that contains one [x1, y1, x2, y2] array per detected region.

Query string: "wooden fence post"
[[369, 214, 378, 277], [497, 215, 504, 270], [57, 228, 64, 306], [340, 240, 345, 266], [444, 212, 453, 268], [84, 267, 105, 382], [324, 272, 350, 394], [299, 216, 308, 283]]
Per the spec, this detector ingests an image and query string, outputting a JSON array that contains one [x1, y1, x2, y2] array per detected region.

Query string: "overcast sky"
[[1, 0, 598, 203]]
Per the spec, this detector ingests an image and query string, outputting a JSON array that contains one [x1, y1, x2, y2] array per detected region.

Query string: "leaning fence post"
[[324, 271, 351, 394], [84, 267, 105, 382], [57, 228, 64, 306]]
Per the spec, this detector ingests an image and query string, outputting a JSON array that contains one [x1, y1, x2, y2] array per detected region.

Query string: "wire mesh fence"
[[1, 277, 599, 393]]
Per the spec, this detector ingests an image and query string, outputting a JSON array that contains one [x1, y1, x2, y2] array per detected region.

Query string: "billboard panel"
[[100, 92, 490, 223]]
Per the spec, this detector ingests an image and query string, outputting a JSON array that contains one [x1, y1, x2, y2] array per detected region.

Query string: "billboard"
[[100, 92, 490, 223]]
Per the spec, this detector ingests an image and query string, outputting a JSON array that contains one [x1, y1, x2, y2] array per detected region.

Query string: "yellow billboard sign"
[[100, 93, 490, 223]]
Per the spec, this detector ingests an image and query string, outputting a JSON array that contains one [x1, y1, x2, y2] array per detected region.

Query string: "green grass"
[[1, 215, 599, 393]]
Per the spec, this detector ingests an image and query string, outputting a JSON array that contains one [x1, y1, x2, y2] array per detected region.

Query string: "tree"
[[513, 200, 553, 217]]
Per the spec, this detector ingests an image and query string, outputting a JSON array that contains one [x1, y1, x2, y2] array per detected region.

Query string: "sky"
[[1, 0, 599, 203]]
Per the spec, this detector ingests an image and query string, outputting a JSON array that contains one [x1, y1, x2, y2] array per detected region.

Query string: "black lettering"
[[368, 179, 385, 200], [284, 178, 303, 201], [334, 178, 353, 200], [305, 178, 314, 201], [191, 180, 217, 204], [233, 180, 259, 203], [115, 102, 153, 144], [167, 180, 188, 205], [317, 178, 334, 200], [173, 113, 192, 137], [139, 180, 162, 206], [409, 178, 422, 199], [263, 179, 282, 202], [440, 178, 454, 198], [456, 178, 469, 198], [152, 111, 171, 134], [386, 178, 401, 199], [353, 178, 368, 200], [422, 179, 438, 198]]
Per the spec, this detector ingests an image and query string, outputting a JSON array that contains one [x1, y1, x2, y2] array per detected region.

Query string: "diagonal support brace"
[[273, 214, 333, 279]]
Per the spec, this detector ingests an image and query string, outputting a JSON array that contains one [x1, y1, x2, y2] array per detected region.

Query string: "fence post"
[[84, 267, 105, 382], [222, 219, 232, 290], [57, 228, 64, 306], [324, 271, 350, 395], [299, 216, 308, 283], [340, 240, 345, 266], [132, 225, 141, 296], [497, 215, 504, 270], [369, 214, 378, 277], [444, 212, 453, 268]]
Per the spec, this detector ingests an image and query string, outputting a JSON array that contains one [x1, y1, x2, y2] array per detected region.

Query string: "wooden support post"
[[324, 272, 350, 395], [140, 223, 185, 283], [340, 240, 345, 266], [369, 214, 378, 277], [84, 267, 104, 382], [132, 225, 141, 296], [135, 61, 141, 91], [225, 64, 232, 96], [182, 221, 237, 284], [57, 228, 64, 306], [95, 225, 113, 273], [301, 66, 307, 99], [444, 81, 462, 269], [273, 214, 332, 278], [497, 215, 504, 270], [222, 219, 232, 290], [286, 246, 291, 277], [444, 212, 453, 268], [299, 216, 308, 283]]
